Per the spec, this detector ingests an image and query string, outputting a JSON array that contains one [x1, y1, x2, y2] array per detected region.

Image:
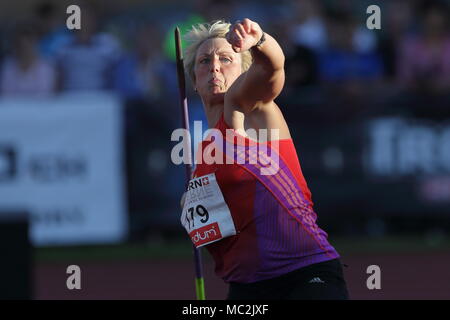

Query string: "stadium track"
[[35, 250, 450, 299]]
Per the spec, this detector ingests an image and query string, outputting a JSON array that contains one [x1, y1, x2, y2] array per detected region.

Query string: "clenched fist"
[[225, 18, 263, 53]]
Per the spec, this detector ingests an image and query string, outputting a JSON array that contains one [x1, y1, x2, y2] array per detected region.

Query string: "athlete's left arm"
[[226, 18, 285, 113]]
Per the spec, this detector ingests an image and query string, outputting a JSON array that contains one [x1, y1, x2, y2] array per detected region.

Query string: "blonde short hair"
[[184, 20, 253, 84]]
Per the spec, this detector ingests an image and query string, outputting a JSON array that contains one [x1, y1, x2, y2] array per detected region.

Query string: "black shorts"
[[227, 258, 350, 300]]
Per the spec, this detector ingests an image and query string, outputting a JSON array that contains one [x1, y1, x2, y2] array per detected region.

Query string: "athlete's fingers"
[[242, 18, 252, 34], [233, 27, 244, 42], [230, 29, 244, 52], [235, 23, 246, 37]]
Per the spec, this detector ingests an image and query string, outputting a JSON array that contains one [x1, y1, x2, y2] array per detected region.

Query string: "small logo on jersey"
[[309, 277, 325, 284], [201, 176, 209, 185], [187, 176, 210, 191], [190, 222, 222, 247]]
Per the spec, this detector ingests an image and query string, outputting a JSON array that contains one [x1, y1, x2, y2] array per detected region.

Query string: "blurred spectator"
[[289, 0, 328, 52], [113, 24, 165, 101], [316, 9, 383, 84], [332, 0, 378, 54], [378, 0, 415, 79], [289, 0, 377, 55], [55, 7, 121, 91], [0, 23, 56, 97], [397, 1, 450, 94], [34, 1, 73, 59]]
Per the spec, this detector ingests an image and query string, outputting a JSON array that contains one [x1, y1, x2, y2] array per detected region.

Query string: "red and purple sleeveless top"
[[193, 111, 339, 284]]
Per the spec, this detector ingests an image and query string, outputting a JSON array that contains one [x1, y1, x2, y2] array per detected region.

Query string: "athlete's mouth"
[[208, 79, 222, 85]]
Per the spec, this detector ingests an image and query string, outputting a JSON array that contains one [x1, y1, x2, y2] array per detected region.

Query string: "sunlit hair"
[[184, 20, 252, 84]]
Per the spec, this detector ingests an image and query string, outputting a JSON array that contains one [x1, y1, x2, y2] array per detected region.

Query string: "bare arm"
[[226, 18, 285, 112]]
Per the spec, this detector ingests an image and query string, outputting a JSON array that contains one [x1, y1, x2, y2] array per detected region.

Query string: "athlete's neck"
[[203, 102, 224, 129]]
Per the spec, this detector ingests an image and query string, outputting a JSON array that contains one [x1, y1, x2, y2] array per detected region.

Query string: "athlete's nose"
[[210, 57, 220, 73]]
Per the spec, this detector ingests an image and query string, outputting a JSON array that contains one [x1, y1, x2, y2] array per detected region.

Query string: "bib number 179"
[[185, 205, 209, 229]]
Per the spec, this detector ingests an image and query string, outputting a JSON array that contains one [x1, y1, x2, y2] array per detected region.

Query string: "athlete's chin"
[[210, 86, 226, 95], [209, 91, 226, 101]]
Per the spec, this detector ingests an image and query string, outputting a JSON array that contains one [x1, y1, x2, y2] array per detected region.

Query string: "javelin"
[[174, 26, 206, 300]]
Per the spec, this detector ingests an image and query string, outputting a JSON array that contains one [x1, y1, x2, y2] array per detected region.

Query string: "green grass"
[[34, 235, 450, 263]]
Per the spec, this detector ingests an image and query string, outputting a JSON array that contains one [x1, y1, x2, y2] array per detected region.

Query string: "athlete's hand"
[[225, 18, 263, 53]]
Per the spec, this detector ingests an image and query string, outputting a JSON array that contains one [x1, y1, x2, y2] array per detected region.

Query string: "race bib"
[[181, 172, 236, 248]]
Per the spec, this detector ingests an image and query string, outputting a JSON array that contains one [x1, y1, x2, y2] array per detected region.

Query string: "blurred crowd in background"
[[0, 0, 449, 240], [0, 0, 449, 103]]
